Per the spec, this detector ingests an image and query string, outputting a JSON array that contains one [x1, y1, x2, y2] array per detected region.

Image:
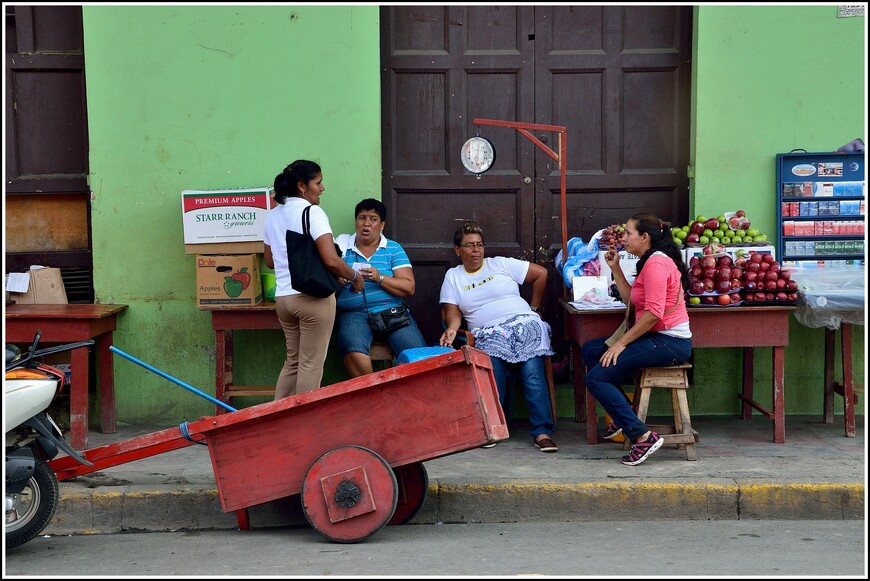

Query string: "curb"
[[47, 481, 865, 536]]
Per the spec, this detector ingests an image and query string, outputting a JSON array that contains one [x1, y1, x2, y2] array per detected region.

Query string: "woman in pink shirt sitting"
[[582, 213, 692, 465]]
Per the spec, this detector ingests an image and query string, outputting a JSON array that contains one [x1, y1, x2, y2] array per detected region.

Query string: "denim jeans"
[[582, 332, 692, 442], [490, 355, 554, 439], [336, 309, 427, 359]]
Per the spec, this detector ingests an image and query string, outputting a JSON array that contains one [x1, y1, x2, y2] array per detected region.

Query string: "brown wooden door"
[[5, 5, 93, 302], [382, 5, 693, 346]]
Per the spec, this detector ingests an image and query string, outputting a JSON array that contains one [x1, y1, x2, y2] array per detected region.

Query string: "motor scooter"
[[5, 330, 94, 549]]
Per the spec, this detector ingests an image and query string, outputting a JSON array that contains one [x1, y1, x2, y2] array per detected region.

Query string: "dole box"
[[196, 254, 263, 308], [182, 187, 273, 245]]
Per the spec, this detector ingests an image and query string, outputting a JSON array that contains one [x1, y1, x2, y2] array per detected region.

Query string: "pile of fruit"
[[686, 248, 799, 307], [672, 210, 770, 247], [599, 223, 626, 250]]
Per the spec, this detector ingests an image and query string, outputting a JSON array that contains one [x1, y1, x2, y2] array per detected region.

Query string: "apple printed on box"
[[196, 254, 263, 308]]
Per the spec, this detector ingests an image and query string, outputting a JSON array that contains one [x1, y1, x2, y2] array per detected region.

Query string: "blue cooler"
[[397, 346, 455, 365]]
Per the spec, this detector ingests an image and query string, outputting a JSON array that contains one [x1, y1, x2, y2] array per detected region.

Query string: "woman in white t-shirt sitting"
[[438, 222, 557, 454]]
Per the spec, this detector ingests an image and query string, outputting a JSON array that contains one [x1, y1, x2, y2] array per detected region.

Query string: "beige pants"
[[274, 293, 336, 399]]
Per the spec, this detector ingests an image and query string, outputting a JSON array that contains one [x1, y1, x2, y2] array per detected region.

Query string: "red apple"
[[717, 255, 733, 267], [731, 278, 742, 290], [765, 280, 778, 291], [717, 266, 732, 281], [776, 279, 787, 289], [776, 291, 789, 301], [745, 281, 757, 291], [744, 293, 755, 302], [766, 293, 775, 301], [716, 280, 732, 294], [705, 218, 720, 231], [755, 292, 767, 302], [743, 271, 758, 282], [691, 266, 702, 279], [703, 267, 717, 281], [746, 262, 761, 273], [702, 296, 716, 305], [786, 280, 798, 290], [749, 253, 763, 263], [730, 267, 743, 280], [701, 256, 717, 269], [765, 270, 779, 281], [788, 292, 798, 301], [736, 210, 746, 218], [690, 221, 706, 235], [717, 294, 732, 305], [735, 257, 747, 268], [703, 279, 715, 293], [728, 216, 741, 230], [690, 280, 705, 295], [759, 262, 770, 272], [762, 254, 776, 263], [686, 232, 700, 244], [779, 270, 791, 281]]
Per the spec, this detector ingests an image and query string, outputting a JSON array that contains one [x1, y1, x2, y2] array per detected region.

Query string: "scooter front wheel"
[[5, 455, 59, 549]]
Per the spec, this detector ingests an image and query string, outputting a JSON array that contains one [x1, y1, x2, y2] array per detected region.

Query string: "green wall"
[[83, 6, 381, 422], [82, 6, 864, 425], [687, 5, 865, 417]]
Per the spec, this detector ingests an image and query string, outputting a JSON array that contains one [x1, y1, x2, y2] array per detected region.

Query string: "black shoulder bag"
[[362, 282, 411, 335], [285, 205, 341, 298]]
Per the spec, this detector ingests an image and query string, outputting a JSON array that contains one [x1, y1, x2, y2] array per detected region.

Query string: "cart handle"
[[110, 346, 237, 413]]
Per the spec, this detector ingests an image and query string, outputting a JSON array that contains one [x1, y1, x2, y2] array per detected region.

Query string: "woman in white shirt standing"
[[263, 160, 363, 399]]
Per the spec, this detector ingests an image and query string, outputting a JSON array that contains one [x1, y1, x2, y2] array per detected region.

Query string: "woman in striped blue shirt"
[[335, 198, 427, 377]]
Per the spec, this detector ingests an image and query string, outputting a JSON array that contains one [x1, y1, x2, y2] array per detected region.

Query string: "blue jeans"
[[337, 309, 427, 359], [490, 355, 554, 439], [582, 333, 692, 442]]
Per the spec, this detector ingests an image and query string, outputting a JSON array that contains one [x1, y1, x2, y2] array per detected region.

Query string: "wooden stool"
[[623, 363, 698, 460], [370, 341, 395, 369]]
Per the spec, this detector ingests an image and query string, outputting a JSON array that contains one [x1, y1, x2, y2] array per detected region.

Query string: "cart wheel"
[[301, 445, 398, 543], [387, 462, 429, 526]]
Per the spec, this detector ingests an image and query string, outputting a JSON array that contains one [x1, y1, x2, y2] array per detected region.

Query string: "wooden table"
[[823, 323, 859, 438], [5, 303, 129, 449], [201, 303, 282, 414], [560, 300, 796, 444]]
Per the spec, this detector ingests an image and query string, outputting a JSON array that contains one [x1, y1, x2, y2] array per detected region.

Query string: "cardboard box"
[[7, 267, 69, 305], [196, 254, 263, 308], [597, 250, 641, 285], [184, 241, 265, 256], [181, 187, 273, 246], [684, 245, 776, 266], [571, 275, 610, 303]]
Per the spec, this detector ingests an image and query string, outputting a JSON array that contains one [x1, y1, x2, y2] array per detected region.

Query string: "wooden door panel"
[[382, 5, 692, 345]]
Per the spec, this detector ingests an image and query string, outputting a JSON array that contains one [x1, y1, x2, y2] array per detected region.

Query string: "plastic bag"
[[554, 232, 602, 288]]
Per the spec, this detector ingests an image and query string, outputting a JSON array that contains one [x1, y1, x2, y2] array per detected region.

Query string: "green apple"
[[726, 229, 736, 238], [702, 228, 714, 238], [713, 229, 725, 239], [742, 236, 753, 243], [688, 297, 701, 305], [717, 214, 727, 224], [732, 235, 743, 243], [699, 235, 710, 244], [747, 227, 760, 237], [755, 234, 767, 242], [721, 237, 731, 244], [736, 229, 746, 237], [676, 230, 688, 240], [695, 215, 707, 222]]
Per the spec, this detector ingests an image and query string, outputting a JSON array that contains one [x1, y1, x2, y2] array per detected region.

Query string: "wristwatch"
[[530, 305, 541, 313], [378, 275, 385, 284]]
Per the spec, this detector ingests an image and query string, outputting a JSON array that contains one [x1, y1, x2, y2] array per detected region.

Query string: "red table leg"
[[69, 346, 91, 450], [97, 331, 116, 435], [772, 345, 785, 444], [841, 323, 855, 438]]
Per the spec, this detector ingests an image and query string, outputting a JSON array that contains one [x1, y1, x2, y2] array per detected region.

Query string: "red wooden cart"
[[49, 346, 507, 542]]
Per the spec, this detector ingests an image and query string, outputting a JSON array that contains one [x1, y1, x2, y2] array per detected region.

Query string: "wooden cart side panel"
[[206, 352, 507, 513]]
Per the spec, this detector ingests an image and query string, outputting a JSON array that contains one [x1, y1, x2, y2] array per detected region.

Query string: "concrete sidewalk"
[[46, 414, 865, 536]]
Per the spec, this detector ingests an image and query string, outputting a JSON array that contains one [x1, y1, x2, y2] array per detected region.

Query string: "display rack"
[[776, 151, 865, 267]]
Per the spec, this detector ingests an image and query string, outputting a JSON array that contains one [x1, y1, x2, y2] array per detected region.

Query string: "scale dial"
[[460, 136, 496, 174]]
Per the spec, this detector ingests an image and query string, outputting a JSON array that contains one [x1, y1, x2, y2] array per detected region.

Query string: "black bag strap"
[[301, 204, 312, 237]]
